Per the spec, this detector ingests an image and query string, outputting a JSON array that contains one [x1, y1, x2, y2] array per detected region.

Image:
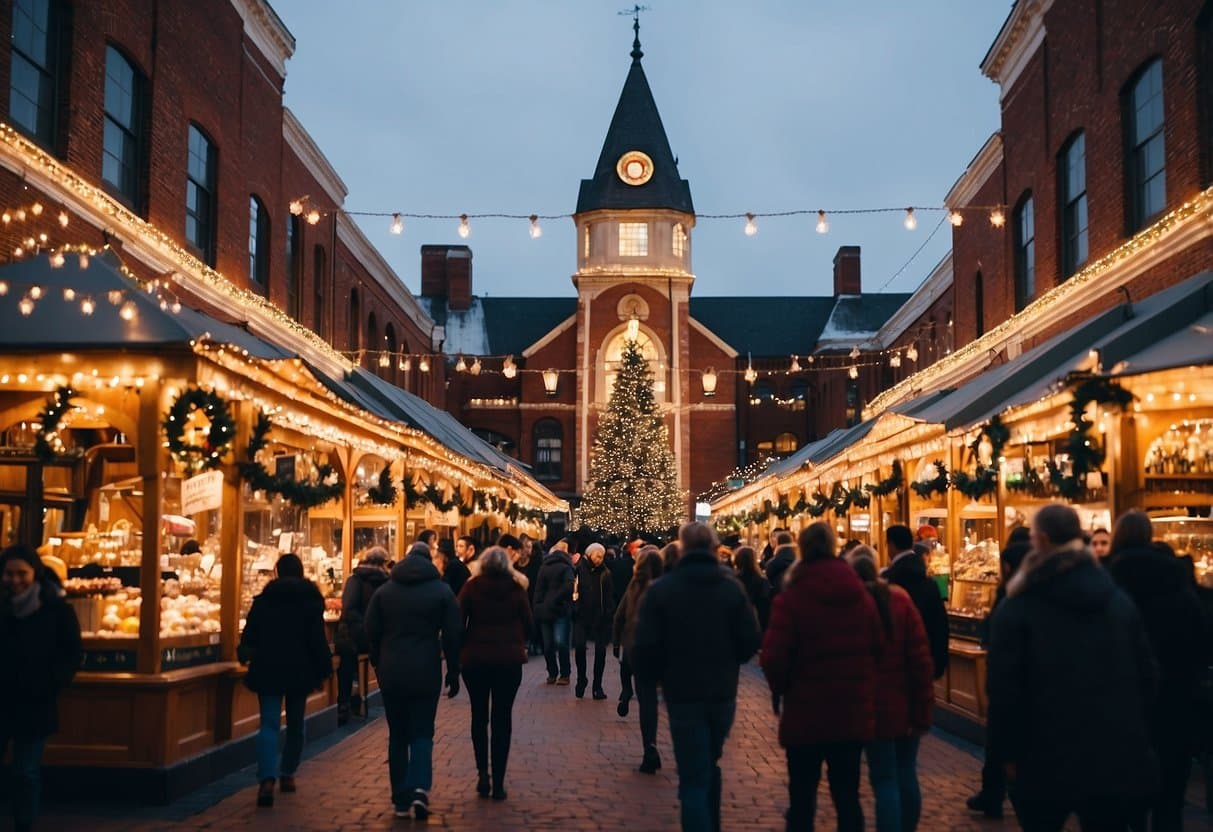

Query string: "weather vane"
[[618, 4, 650, 61]]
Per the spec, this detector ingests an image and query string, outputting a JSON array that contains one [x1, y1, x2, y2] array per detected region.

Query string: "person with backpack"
[[335, 547, 390, 724]]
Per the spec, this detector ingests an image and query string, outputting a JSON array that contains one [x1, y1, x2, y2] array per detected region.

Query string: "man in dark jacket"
[[760, 527, 787, 571], [764, 531, 796, 597], [335, 547, 390, 723], [1, 545, 81, 832], [514, 537, 543, 655], [365, 542, 462, 820], [607, 543, 635, 606], [533, 543, 576, 685], [883, 524, 948, 679], [434, 538, 470, 598], [573, 543, 616, 700], [987, 504, 1156, 830], [633, 522, 762, 832]]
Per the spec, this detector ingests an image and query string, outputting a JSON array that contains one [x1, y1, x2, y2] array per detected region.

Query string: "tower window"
[[583, 225, 591, 259], [618, 222, 648, 257], [672, 223, 687, 258]]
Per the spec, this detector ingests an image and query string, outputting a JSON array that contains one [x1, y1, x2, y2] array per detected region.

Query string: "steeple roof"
[[576, 26, 693, 215]]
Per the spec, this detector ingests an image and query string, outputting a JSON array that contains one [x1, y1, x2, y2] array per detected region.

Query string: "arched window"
[[774, 432, 798, 454], [672, 223, 687, 257], [102, 45, 146, 210], [974, 270, 985, 337], [472, 428, 515, 454], [286, 215, 301, 320], [384, 323, 398, 384], [248, 195, 269, 290], [313, 245, 326, 337], [533, 420, 562, 481], [185, 123, 217, 265], [348, 288, 360, 352], [366, 310, 379, 371], [1124, 58, 1166, 231], [1014, 194, 1035, 311], [1058, 132, 1088, 276], [599, 325, 665, 402]]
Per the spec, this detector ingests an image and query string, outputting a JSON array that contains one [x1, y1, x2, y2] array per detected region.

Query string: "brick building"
[[429, 30, 911, 506], [0, 0, 442, 397]]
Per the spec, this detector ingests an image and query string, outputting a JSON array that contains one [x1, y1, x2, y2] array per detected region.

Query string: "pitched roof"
[[422, 296, 577, 357], [817, 294, 913, 345], [576, 44, 692, 214], [688, 297, 837, 356]]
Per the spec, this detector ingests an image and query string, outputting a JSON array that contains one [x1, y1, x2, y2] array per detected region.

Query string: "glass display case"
[[948, 503, 1000, 620], [1151, 515, 1213, 588], [1141, 420, 1213, 508]]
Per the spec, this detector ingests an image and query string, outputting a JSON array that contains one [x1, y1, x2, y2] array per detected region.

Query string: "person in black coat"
[[365, 542, 461, 820], [573, 543, 616, 700], [988, 504, 1157, 830], [435, 537, 470, 598], [633, 522, 762, 832], [732, 546, 771, 631], [883, 524, 949, 679], [764, 531, 797, 597], [532, 544, 575, 684], [1107, 511, 1206, 832], [514, 537, 544, 655], [1, 544, 81, 832], [607, 544, 635, 609], [238, 553, 333, 807], [335, 547, 390, 723]]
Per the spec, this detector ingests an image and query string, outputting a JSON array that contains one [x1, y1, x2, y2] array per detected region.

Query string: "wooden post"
[[340, 446, 353, 574], [1115, 413, 1139, 517], [136, 385, 163, 675], [219, 403, 252, 663], [397, 459, 408, 557]]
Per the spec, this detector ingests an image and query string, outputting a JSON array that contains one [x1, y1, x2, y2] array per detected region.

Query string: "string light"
[[80, 297, 95, 315], [377, 352, 391, 368], [118, 300, 137, 321], [399, 356, 411, 373], [50, 251, 64, 268], [78, 252, 89, 269], [529, 214, 542, 239], [15, 208, 26, 221], [502, 355, 517, 379], [744, 213, 758, 236], [458, 214, 470, 238], [744, 354, 758, 384], [288, 199, 304, 216], [18, 295, 34, 315], [848, 366, 859, 379], [455, 355, 468, 373], [30, 202, 42, 216], [790, 355, 801, 373], [419, 356, 430, 373], [702, 367, 718, 396], [890, 352, 902, 368], [906, 344, 919, 362], [61, 287, 74, 301], [27, 284, 42, 300], [0, 281, 7, 295], [390, 213, 404, 235], [848, 345, 860, 359], [306, 209, 321, 225], [949, 211, 964, 227], [815, 210, 828, 234], [989, 209, 1006, 228], [470, 357, 482, 375], [904, 207, 917, 230]]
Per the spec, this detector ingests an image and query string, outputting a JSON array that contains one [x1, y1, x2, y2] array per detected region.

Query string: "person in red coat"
[[846, 546, 934, 832], [761, 522, 883, 832]]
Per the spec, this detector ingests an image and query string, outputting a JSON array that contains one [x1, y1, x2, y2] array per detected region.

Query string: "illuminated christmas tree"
[[578, 335, 685, 536]]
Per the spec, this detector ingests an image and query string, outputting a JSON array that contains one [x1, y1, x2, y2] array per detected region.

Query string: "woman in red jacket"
[[847, 546, 935, 832], [760, 522, 884, 832], [458, 546, 532, 801]]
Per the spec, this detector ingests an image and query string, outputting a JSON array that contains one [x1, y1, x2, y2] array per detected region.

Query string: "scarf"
[[11, 582, 41, 619]]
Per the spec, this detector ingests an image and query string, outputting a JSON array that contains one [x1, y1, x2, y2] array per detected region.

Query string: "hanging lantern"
[[702, 367, 718, 397], [542, 369, 559, 397]]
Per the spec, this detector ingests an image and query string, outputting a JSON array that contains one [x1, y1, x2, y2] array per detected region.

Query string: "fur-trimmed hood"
[[1006, 539, 1111, 609], [467, 559, 529, 590]]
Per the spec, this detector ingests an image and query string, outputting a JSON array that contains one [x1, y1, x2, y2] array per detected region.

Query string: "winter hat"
[[406, 541, 431, 560], [276, 553, 304, 578], [0, 544, 42, 575]]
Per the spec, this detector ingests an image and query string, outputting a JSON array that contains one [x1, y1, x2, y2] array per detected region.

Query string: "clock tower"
[[571, 20, 697, 498]]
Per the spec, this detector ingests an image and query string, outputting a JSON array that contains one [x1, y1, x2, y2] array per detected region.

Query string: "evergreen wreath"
[[910, 460, 949, 499], [367, 466, 398, 506], [423, 482, 459, 513], [847, 485, 871, 510], [951, 415, 1011, 501], [864, 460, 903, 498], [1045, 376, 1134, 499], [831, 482, 851, 517], [774, 494, 793, 520], [34, 385, 77, 462], [807, 490, 831, 517], [402, 473, 422, 506], [163, 386, 236, 473], [239, 411, 344, 509]]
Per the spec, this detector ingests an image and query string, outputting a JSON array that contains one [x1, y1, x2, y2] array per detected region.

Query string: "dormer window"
[[619, 222, 648, 256], [672, 223, 687, 257]]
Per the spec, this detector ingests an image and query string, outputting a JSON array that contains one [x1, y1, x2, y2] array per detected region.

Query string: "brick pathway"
[[39, 658, 1212, 831]]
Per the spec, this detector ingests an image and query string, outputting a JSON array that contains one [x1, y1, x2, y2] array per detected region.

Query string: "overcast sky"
[[276, 1, 1010, 299]]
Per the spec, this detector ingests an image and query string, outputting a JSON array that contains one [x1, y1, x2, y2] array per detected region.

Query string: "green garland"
[[239, 411, 345, 509], [864, 460, 903, 497], [367, 466, 398, 506], [910, 460, 949, 499], [1046, 376, 1134, 499], [34, 385, 77, 462], [847, 486, 871, 510], [950, 415, 1011, 501], [163, 386, 236, 473], [831, 482, 850, 517], [423, 482, 460, 513], [807, 490, 831, 517]]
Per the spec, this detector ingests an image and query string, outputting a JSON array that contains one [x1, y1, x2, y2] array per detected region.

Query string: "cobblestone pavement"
[[40, 658, 1213, 831]]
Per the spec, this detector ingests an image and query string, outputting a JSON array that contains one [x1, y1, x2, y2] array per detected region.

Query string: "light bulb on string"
[[107, 290, 123, 305], [890, 352, 902, 368], [171, 300, 181, 313], [458, 214, 470, 239], [949, 211, 964, 227], [390, 213, 404, 235], [30, 203, 42, 216], [906, 344, 918, 362], [848, 366, 859, 380], [529, 215, 542, 239], [848, 345, 860, 359], [62, 287, 74, 301], [14, 208, 25, 221], [398, 356, 410, 372], [78, 253, 89, 269], [377, 352, 391, 368], [18, 296, 34, 316], [289, 199, 304, 216], [119, 300, 137, 321], [419, 356, 430, 373], [58, 211, 68, 228], [989, 209, 1006, 228], [50, 251, 64, 268], [28, 285, 42, 300], [2, 213, 10, 224], [903, 208, 917, 230], [743, 213, 758, 236], [470, 357, 482, 376], [0, 281, 7, 295], [502, 355, 517, 379], [815, 210, 828, 234], [80, 297, 95, 315], [744, 353, 758, 384], [306, 209, 321, 226], [790, 355, 801, 373], [455, 355, 468, 373]]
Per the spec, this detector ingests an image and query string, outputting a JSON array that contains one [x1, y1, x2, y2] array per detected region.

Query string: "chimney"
[[833, 246, 861, 296], [419, 245, 473, 310]]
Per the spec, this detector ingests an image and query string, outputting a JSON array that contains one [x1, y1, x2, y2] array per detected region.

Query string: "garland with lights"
[[864, 460, 903, 497], [34, 385, 77, 462], [910, 460, 949, 499], [950, 415, 1010, 501], [698, 455, 779, 504], [423, 482, 460, 513], [163, 387, 236, 473], [239, 411, 344, 509], [1044, 377, 1135, 500], [367, 466, 397, 506]]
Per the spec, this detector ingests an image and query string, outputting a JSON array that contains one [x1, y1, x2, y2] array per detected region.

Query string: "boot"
[[639, 746, 661, 774], [592, 686, 607, 700], [257, 778, 275, 807], [337, 704, 350, 726], [617, 694, 631, 717], [575, 677, 587, 698], [477, 769, 491, 797], [279, 775, 296, 793]]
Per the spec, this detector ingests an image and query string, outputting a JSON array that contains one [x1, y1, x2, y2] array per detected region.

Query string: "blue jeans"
[[382, 691, 438, 806], [866, 737, 921, 832], [1, 734, 46, 828], [666, 700, 737, 832], [257, 693, 306, 782], [541, 616, 571, 679]]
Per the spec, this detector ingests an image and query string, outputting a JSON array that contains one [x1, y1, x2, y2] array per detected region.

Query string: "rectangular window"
[[1126, 60, 1166, 231], [248, 196, 269, 288], [1015, 196, 1036, 312], [1060, 133, 1088, 276], [102, 47, 145, 210], [618, 222, 648, 257], [10, 0, 59, 147], [286, 216, 301, 320], [535, 435, 562, 481], [673, 223, 687, 258], [185, 124, 217, 265], [313, 245, 326, 337]]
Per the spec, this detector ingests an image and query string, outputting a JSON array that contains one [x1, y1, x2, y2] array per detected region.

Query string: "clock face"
[[616, 151, 654, 186]]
